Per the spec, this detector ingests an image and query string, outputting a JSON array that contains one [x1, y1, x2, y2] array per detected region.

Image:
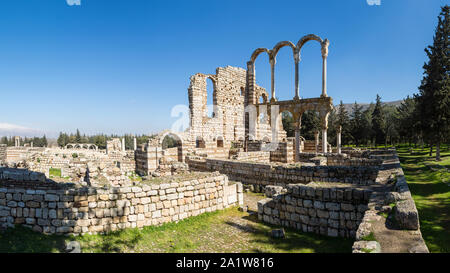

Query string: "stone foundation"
[[0, 171, 243, 235], [258, 183, 371, 238]]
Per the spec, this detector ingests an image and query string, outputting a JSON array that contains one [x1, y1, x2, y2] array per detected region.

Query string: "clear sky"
[[0, 0, 447, 137]]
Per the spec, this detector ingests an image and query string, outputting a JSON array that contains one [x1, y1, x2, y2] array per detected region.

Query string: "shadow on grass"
[[225, 214, 353, 253], [398, 146, 450, 253], [0, 225, 66, 253]]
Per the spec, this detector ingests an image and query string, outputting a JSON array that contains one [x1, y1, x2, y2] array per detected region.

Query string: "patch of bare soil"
[[371, 213, 426, 253]]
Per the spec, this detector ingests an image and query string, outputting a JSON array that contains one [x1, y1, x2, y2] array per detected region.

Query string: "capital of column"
[[321, 39, 330, 59], [294, 51, 300, 63]]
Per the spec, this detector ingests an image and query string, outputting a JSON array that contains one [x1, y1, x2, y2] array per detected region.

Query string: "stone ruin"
[[0, 34, 428, 252]]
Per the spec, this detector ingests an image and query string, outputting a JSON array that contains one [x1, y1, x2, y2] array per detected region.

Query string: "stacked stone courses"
[[187, 157, 380, 190], [0, 172, 242, 235], [258, 183, 372, 238]]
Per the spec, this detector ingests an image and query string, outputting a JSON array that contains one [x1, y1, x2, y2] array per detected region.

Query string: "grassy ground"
[[49, 168, 61, 178], [397, 144, 450, 253], [0, 207, 353, 253]]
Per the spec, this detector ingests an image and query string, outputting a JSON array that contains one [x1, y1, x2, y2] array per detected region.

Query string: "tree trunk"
[[436, 141, 441, 161], [429, 144, 433, 156]]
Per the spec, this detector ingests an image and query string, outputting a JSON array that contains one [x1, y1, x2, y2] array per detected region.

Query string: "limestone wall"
[[258, 184, 371, 238], [0, 144, 6, 163], [0, 172, 243, 235], [186, 157, 380, 189], [231, 151, 270, 163]]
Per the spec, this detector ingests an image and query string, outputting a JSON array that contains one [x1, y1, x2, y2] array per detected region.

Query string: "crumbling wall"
[[258, 183, 372, 238], [186, 66, 270, 151], [186, 157, 380, 189], [0, 144, 6, 163], [0, 172, 243, 235]]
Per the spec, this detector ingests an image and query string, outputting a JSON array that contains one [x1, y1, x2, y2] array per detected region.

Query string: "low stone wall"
[[232, 151, 270, 163], [296, 152, 381, 167], [0, 172, 243, 235], [352, 150, 429, 253], [270, 141, 294, 163], [0, 167, 47, 183], [186, 157, 380, 190], [258, 183, 371, 238]]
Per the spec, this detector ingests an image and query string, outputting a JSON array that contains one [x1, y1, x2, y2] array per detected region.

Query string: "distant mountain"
[[335, 100, 403, 114], [0, 123, 46, 137]]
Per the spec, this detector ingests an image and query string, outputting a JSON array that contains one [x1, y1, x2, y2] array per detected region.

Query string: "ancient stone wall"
[[231, 151, 270, 163], [258, 183, 372, 238], [186, 157, 380, 189], [0, 172, 243, 235], [0, 144, 6, 163]]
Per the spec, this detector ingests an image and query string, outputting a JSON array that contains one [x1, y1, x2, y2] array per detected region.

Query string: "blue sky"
[[0, 0, 447, 137]]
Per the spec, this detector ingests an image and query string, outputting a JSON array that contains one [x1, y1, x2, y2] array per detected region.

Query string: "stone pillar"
[[122, 138, 125, 152], [133, 137, 137, 151], [31, 142, 33, 148], [322, 129, 328, 154], [294, 50, 300, 100], [321, 112, 329, 154], [295, 128, 301, 162], [270, 57, 276, 102], [14, 136, 20, 147], [337, 125, 342, 154], [321, 39, 329, 97], [314, 131, 319, 154]]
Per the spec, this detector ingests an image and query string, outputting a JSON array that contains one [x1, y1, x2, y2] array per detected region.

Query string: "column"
[[321, 39, 329, 97], [337, 126, 342, 154], [31, 142, 33, 148], [270, 56, 276, 102], [322, 129, 328, 154], [133, 137, 137, 151], [314, 131, 319, 154], [294, 125, 300, 162], [122, 138, 125, 152], [294, 50, 300, 100]]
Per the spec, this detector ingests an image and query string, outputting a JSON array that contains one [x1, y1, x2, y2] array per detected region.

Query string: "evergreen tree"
[[336, 101, 351, 145], [416, 5, 450, 160], [372, 94, 386, 146], [350, 102, 365, 146], [75, 129, 82, 143]]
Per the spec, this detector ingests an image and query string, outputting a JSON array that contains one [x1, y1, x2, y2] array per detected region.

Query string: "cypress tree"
[[372, 94, 386, 146], [416, 6, 450, 161]]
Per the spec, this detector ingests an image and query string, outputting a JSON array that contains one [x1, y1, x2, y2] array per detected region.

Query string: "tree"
[[372, 94, 386, 146], [416, 5, 450, 160], [350, 102, 365, 146], [282, 111, 295, 137], [336, 101, 351, 145], [75, 129, 82, 143]]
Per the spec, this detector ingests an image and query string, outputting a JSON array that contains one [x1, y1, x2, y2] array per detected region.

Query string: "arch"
[[258, 93, 268, 104], [195, 136, 206, 148], [271, 41, 296, 59], [296, 34, 323, 52], [160, 132, 183, 148], [205, 76, 216, 118], [250, 48, 271, 63], [216, 136, 224, 148]]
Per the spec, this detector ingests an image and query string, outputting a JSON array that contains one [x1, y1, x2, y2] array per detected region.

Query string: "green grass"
[[397, 144, 450, 253], [0, 207, 353, 253], [49, 168, 61, 178], [361, 232, 376, 242]]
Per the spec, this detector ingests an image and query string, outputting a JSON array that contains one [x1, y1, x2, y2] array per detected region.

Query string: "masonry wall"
[[232, 151, 270, 163], [0, 172, 243, 235], [186, 157, 380, 189], [258, 184, 371, 238], [0, 145, 6, 163]]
